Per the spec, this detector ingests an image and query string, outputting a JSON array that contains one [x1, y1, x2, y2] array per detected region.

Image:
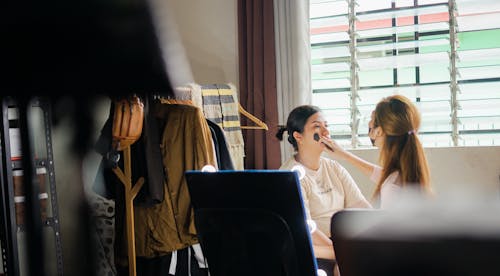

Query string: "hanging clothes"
[[206, 119, 234, 170], [129, 246, 208, 276], [134, 102, 216, 257], [94, 96, 217, 275], [93, 95, 165, 206], [93, 96, 168, 271], [200, 84, 245, 170]]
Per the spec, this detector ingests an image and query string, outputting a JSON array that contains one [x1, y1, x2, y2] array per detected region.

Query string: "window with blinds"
[[310, 0, 500, 148]]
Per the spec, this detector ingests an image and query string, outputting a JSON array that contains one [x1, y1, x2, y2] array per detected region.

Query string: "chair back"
[[331, 208, 500, 276], [186, 170, 318, 276]]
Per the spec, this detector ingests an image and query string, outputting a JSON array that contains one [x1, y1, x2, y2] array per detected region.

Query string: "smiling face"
[[293, 112, 330, 155]]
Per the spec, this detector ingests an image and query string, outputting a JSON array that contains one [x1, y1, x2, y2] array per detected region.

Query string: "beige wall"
[[337, 147, 500, 201], [168, 0, 239, 86]]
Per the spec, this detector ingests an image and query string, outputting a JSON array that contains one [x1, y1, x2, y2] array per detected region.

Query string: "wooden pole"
[[112, 146, 144, 276]]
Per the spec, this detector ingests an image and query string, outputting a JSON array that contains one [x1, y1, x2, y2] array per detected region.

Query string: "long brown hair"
[[373, 95, 432, 198]]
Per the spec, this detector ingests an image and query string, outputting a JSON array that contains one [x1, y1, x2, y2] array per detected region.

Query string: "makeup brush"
[[314, 133, 334, 152]]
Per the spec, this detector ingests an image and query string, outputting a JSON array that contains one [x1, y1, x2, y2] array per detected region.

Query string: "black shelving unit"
[[0, 97, 63, 275]]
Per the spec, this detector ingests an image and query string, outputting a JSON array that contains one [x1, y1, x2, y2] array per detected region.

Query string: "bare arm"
[[311, 229, 335, 260]]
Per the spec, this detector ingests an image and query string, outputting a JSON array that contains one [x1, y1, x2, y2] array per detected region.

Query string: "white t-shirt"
[[280, 156, 370, 236], [370, 166, 402, 209]]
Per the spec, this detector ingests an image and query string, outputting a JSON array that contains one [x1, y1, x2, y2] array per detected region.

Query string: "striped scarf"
[[201, 84, 245, 170]]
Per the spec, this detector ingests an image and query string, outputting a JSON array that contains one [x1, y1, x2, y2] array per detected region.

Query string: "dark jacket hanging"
[[206, 119, 235, 170]]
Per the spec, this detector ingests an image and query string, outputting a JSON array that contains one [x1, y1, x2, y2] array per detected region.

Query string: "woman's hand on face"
[[319, 136, 346, 159]]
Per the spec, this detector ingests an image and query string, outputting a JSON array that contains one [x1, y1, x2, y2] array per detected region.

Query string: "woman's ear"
[[293, 131, 303, 145]]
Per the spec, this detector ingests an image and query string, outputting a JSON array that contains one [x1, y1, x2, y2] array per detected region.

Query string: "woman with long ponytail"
[[321, 95, 433, 208]]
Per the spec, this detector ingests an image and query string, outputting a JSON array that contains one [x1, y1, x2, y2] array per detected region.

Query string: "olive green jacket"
[[134, 103, 216, 257]]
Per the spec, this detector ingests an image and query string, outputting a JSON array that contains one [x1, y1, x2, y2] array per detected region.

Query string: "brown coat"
[[134, 103, 216, 257]]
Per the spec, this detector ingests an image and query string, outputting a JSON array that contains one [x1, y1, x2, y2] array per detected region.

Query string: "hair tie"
[[408, 129, 416, 135]]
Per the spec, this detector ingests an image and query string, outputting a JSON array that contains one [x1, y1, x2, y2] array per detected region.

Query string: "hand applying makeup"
[[314, 133, 335, 152], [314, 133, 351, 162]]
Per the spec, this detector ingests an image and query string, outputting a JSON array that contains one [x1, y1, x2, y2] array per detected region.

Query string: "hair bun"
[[276, 125, 287, 140]]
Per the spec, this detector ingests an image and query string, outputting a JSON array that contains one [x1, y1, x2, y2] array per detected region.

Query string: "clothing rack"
[[110, 95, 145, 276], [110, 87, 262, 276], [175, 83, 269, 130], [0, 97, 64, 275], [112, 146, 144, 276]]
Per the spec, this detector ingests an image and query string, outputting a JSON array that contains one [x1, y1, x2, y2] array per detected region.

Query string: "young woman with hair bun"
[[277, 105, 371, 275]]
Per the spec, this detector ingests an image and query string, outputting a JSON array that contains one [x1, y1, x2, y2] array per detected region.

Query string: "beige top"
[[280, 156, 370, 236]]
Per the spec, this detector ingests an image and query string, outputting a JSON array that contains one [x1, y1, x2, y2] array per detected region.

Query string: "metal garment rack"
[[0, 97, 63, 275]]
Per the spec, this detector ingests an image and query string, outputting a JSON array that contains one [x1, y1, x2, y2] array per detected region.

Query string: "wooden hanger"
[[160, 98, 194, 106], [238, 103, 268, 130]]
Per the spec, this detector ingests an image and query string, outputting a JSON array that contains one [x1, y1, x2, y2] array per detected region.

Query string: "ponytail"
[[276, 125, 287, 140], [400, 134, 432, 195], [374, 130, 432, 199]]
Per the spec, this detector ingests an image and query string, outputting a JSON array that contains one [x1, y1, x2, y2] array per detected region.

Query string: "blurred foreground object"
[[331, 194, 500, 276]]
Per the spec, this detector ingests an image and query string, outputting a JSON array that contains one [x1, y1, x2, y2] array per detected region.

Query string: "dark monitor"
[[331, 209, 500, 276], [185, 170, 317, 276]]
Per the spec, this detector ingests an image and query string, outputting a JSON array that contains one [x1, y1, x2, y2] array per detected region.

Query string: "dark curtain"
[[238, 0, 281, 169]]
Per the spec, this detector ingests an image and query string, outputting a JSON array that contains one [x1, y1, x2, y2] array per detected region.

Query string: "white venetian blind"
[[310, 0, 500, 148]]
